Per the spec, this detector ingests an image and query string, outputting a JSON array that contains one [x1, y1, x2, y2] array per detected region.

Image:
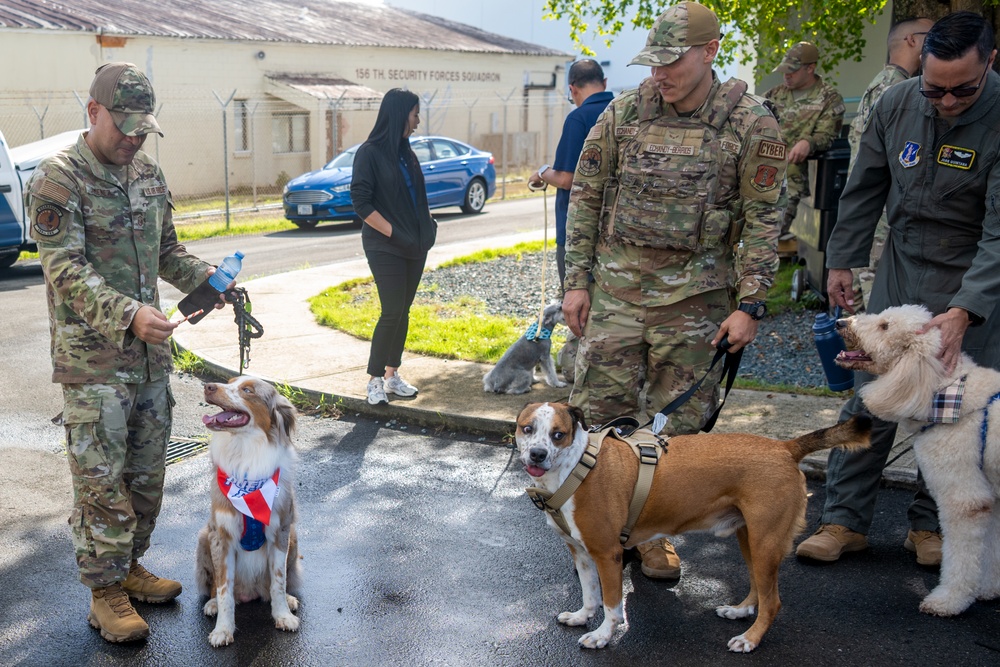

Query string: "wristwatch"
[[538, 164, 550, 177], [738, 300, 767, 320]]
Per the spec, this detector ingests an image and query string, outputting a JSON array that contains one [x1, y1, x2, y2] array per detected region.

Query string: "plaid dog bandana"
[[928, 375, 966, 423]]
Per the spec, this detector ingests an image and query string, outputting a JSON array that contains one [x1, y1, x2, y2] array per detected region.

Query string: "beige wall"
[[0, 29, 568, 198]]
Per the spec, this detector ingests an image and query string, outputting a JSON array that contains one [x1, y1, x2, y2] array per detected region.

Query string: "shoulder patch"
[[758, 140, 787, 161], [577, 144, 602, 177], [586, 125, 603, 141], [750, 165, 780, 192], [36, 179, 73, 207], [33, 204, 64, 237]]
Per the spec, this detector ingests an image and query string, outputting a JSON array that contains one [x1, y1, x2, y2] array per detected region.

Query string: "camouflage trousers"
[[60, 378, 173, 589], [851, 214, 889, 310], [569, 284, 730, 435], [781, 163, 809, 235]]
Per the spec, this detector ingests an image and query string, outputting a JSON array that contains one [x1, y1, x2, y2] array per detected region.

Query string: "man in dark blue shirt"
[[530, 59, 613, 289]]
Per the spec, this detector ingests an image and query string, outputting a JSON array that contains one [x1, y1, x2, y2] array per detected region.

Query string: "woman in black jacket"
[[351, 88, 437, 405]]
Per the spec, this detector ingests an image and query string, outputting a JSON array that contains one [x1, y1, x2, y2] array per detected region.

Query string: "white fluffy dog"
[[835, 304, 1000, 616]]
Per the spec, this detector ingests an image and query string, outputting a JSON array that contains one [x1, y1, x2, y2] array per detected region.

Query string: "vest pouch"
[[612, 172, 704, 251], [699, 206, 733, 251]]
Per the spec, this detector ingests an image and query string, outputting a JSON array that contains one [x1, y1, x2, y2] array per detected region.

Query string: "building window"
[[234, 100, 250, 152], [272, 113, 309, 153]]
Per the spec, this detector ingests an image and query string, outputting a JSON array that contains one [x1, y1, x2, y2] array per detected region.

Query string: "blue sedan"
[[283, 135, 496, 228]]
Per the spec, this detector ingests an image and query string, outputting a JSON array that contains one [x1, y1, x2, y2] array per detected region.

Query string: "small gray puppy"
[[483, 303, 568, 394]]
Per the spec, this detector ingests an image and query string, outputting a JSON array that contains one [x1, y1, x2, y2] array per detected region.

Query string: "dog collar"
[[524, 322, 552, 341], [217, 467, 280, 526]]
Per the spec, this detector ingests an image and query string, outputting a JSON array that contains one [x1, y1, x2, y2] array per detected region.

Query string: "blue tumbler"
[[813, 308, 854, 391]]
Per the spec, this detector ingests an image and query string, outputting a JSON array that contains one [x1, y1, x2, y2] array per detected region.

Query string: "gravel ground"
[[421, 250, 830, 389]]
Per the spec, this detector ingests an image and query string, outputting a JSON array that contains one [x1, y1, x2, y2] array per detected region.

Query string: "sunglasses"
[[919, 60, 990, 99]]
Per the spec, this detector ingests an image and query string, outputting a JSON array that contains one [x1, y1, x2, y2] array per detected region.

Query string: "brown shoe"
[[904, 530, 942, 566], [88, 583, 149, 643], [123, 561, 182, 603], [637, 537, 681, 579], [795, 524, 868, 562]]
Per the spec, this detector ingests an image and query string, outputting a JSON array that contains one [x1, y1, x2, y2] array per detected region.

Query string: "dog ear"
[[272, 394, 297, 444], [567, 403, 587, 431]]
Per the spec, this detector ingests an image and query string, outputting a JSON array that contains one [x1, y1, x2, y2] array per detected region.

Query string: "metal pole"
[[420, 90, 437, 136], [30, 105, 49, 140], [463, 98, 478, 144], [212, 90, 237, 230], [249, 101, 260, 207], [495, 88, 516, 200], [326, 91, 346, 162], [72, 91, 88, 128]]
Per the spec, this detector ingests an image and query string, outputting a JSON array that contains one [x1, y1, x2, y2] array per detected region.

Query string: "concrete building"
[[0, 0, 569, 199]]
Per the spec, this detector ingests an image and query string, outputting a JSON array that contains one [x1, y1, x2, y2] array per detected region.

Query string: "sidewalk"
[[171, 230, 919, 488]]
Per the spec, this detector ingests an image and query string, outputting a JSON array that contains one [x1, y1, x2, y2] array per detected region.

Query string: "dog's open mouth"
[[836, 349, 872, 366], [203, 410, 250, 430], [524, 464, 548, 478]]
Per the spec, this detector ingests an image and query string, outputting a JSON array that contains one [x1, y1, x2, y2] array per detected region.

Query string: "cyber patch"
[[757, 140, 786, 161], [577, 145, 602, 177], [750, 165, 779, 192], [33, 204, 64, 236], [936, 145, 975, 170]]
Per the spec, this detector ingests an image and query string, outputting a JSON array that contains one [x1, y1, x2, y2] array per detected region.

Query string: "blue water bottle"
[[813, 308, 854, 391], [178, 251, 244, 325]]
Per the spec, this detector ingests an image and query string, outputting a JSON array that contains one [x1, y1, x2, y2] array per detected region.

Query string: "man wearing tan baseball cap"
[[764, 42, 845, 237], [563, 1, 788, 588]]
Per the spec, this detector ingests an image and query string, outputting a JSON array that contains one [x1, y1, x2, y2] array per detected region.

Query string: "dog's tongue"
[[525, 465, 547, 478], [202, 411, 249, 428]]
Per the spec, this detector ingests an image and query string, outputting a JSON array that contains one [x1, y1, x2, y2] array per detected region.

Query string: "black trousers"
[[365, 247, 427, 377]]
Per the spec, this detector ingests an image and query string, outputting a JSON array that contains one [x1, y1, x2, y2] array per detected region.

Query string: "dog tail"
[[784, 414, 872, 462]]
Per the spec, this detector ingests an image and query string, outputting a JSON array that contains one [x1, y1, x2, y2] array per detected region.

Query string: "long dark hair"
[[365, 88, 420, 171]]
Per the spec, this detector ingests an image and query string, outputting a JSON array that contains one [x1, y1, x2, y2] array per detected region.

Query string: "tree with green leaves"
[[544, 0, 997, 80]]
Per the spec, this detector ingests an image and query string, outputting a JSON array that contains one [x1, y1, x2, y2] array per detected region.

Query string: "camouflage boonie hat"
[[89, 62, 163, 137], [773, 42, 820, 74], [630, 1, 722, 67]]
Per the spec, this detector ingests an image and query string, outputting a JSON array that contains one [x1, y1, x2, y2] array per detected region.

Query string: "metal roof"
[[0, 0, 570, 55]]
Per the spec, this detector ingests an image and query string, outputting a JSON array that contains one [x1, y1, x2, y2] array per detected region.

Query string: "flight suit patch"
[[899, 141, 920, 168], [936, 145, 975, 170], [33, 204, 64, 236]]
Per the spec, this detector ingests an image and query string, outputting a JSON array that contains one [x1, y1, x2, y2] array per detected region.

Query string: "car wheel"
[[0, 251, 17, 270], [790, 267, 805, 302], [291, 220, 318, 229], [461, 178, 487, 214]]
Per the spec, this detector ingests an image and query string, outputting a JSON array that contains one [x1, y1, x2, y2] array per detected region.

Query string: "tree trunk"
[[893, 0, 1000, 67]]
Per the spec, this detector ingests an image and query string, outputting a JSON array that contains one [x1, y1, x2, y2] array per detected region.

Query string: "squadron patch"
[[936, 145, 975, 170], [751, 165, 779, 192], [577, 145, 602, 177], [757, 140, 786, 161], [899, 141, 920, 168], [33, 204, 64, 236]]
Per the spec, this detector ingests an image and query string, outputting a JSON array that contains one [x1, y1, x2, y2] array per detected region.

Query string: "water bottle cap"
[[234, 251, 244, 259]]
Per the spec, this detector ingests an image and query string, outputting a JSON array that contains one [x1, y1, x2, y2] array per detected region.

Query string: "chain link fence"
[[2, 86, 574, 223]]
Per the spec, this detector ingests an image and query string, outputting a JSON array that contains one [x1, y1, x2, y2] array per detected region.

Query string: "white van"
[[0, 129, 84, 270]]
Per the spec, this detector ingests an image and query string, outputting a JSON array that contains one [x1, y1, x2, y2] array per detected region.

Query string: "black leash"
[[225, 287, 264, 370]]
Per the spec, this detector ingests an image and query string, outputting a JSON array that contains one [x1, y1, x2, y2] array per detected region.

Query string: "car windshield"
[[324, 148, 357, 169]]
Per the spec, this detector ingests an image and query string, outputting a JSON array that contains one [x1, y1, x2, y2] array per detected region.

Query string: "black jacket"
[[351, 142, 436, 258]]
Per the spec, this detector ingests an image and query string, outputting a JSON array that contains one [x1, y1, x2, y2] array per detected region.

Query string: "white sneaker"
[[367, 377, 388, 405], [384, 374, 418, 397]]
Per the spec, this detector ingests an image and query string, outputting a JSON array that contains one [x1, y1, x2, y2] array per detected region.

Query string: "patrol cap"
[[89, 62, 163, 137], [773, 42, 820, 73], [629, 1, 722, 67]]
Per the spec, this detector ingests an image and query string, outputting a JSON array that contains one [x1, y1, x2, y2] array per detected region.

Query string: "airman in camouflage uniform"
[[26, 63, 217, 643], [765, 42, 845, 236], [562, 2, 788, 580], [848, 18, 934, 308]]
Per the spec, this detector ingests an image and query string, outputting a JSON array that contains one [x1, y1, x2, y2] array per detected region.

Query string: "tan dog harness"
[[525, 426, 666, 543]]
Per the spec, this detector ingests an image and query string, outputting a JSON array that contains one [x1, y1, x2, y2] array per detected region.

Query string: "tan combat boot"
[[637, 537, 681, 579], [123, 561, 183, 603], [904, 530, 942, 566], [89, 583, 149, 643], [795, 524, 868, 561]]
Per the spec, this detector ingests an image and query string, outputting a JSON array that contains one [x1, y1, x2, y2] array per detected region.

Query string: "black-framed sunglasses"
[[919, 60, 991, 99]]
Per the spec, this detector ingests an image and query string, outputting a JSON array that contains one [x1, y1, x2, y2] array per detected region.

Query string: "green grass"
[[768, 259, 821, 316], [173, 215, 298, 242]]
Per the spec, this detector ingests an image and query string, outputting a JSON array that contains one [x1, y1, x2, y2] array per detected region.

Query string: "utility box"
[[790, 137, 851, 303]]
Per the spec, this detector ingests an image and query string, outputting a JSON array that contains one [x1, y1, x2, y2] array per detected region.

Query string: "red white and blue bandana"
[[217, 468, 280, 526]]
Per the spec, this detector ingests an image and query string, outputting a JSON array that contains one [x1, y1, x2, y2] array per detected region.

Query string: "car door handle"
[[0, 185, 11, 193], [426, 166, 435, 170], [460, 161, 469, 165]]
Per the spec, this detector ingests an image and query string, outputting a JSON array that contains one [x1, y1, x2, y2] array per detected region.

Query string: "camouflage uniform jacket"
[[26, 133, 210, 384], [848, 64, 909, 170], [564, 74, 788, 306], [765, 75, 845, 154]]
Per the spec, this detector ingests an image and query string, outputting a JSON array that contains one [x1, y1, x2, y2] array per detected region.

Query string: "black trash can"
[[790, 137, 851, 303]]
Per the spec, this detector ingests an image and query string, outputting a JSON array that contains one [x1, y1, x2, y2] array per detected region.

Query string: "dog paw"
[[578, 629, 611, 649], [274, 613, 300, 632], [557, 609, 592, 626], [208, 627, 234, 647], [551, 379, 568, 388], [202, 598, 218, 617], [716, 604, 755, 620], [286, 594, 300, 611], [920, 590, 972, 617], [728, 634, 758, 653]]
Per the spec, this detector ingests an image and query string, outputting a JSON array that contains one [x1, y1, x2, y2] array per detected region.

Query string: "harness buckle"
[[637, 443, 659, 466], [526, 489, 550, 511]]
